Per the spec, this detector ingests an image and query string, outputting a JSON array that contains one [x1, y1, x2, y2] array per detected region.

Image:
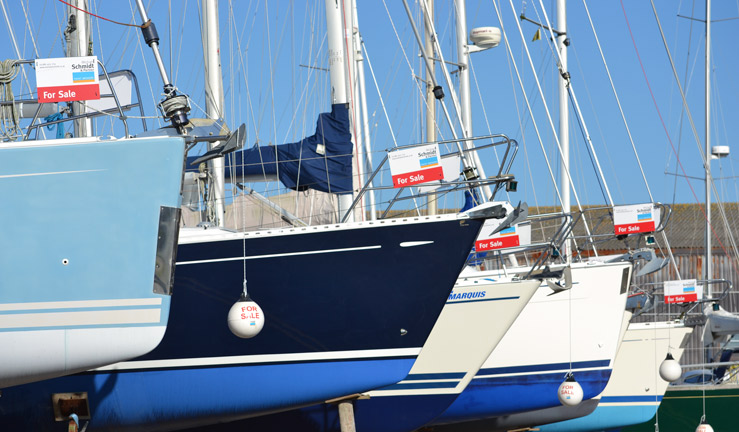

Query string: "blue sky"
[[2, 0, 737, 209]]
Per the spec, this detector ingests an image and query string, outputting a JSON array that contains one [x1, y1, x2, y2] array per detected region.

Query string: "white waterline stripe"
[[95, 347, 423, 371], [0, 309, 161, 329], [474, 367, 609, 379], [0, 298, 162, 312], [177, 245, 382, 266], [0, 298, 163, 312]]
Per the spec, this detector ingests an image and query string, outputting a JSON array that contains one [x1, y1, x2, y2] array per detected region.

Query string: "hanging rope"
[[0, 59, 22, 140]]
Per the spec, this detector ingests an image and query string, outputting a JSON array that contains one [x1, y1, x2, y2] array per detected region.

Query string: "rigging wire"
[[469, 60, 510, 202], [568, 45, 624, 203], [19, 0, 40, 58], [0, 0, 33, 96], [57, 0, 143, 28], [499, 0, 599, 256], [534, 0, 613, 207], [127, 0, 161, 129], [362, 39, 421, 214], [492, 0, 562, 211], [381, 0, 438, 147], [502, 27, 541, 211], [623, 0, 739, 277], [646, 0, 739, 269], [668, 0, 697, 207]]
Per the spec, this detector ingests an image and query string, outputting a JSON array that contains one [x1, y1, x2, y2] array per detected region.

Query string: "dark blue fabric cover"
[[187, 103, 353, 194]]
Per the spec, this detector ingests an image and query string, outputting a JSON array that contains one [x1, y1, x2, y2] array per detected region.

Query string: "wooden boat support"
[[325, 394, 366, 432]]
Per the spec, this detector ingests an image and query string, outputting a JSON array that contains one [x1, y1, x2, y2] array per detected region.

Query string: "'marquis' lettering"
[[448, 291, 487, 301]]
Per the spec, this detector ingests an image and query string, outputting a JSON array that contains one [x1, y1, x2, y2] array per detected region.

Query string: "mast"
[[343, 0, 362, 222], [705, 0, 712, 292], [453, 0, 492, 201], [201, 0, 226, 227], [352, 0, 377, 220], [556, 0, 570, 260], [65, 0, 93, 137], [325, 0, 355, 222], [425, 0, 437, 215], [455, 0, 472, 145]]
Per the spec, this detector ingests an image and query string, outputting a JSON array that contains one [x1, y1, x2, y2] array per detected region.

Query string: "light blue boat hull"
[[537, 396, 662, 432], [0, 136, 184, 388]]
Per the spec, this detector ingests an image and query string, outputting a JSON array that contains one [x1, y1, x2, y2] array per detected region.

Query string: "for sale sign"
[[613, 203, 660, 235], [475, 221, 531, 252], [388, 144, 444, 188], [664, 279, 703, 304], [35, 56, 100, 102]]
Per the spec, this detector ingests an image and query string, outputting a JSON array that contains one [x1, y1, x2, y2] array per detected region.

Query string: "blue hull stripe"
[[477, 359, 610, 376], [447, 296, 519, 305], [600, 395, 663, 403], [404, 372, 466, 380]]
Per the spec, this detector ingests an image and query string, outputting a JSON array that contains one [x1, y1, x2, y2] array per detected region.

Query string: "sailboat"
[[183, 1, 638, 430], [622, 1, 739, 430], [535, 320, 694, 432], [0, 1, 499, 430], [0, 0, 186, 389]]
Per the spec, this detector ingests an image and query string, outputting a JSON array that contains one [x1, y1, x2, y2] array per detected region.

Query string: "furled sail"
[[188, 103, 353, 194]]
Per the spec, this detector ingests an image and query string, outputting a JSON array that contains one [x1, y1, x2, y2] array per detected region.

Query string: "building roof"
[[526, 202, 739, 254]]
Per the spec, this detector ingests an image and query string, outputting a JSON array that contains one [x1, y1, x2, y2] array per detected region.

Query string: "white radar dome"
[[470, 27, 501, 49]]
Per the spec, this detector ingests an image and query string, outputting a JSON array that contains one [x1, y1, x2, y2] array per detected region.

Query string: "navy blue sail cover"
[[188, 103, 353, 194]]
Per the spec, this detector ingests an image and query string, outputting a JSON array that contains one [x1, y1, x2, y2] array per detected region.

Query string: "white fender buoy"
[[228, 293, 265, 338], [696, 421, 714, 432], [558, 373, 583, 406], [659, 352, 682, 382]]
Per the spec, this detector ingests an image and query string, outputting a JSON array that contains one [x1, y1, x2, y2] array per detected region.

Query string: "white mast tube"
[[345, 0, 363, 222], [425, 0, 437, 216], [705, 0, 712, 289], [353, 0, 376, 220], [202, 0, 226, 227], [450, 0, 491, 201], [325, 0, 355, 222], [556, 0, 570, 259], [67, 0, 93, 137]]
